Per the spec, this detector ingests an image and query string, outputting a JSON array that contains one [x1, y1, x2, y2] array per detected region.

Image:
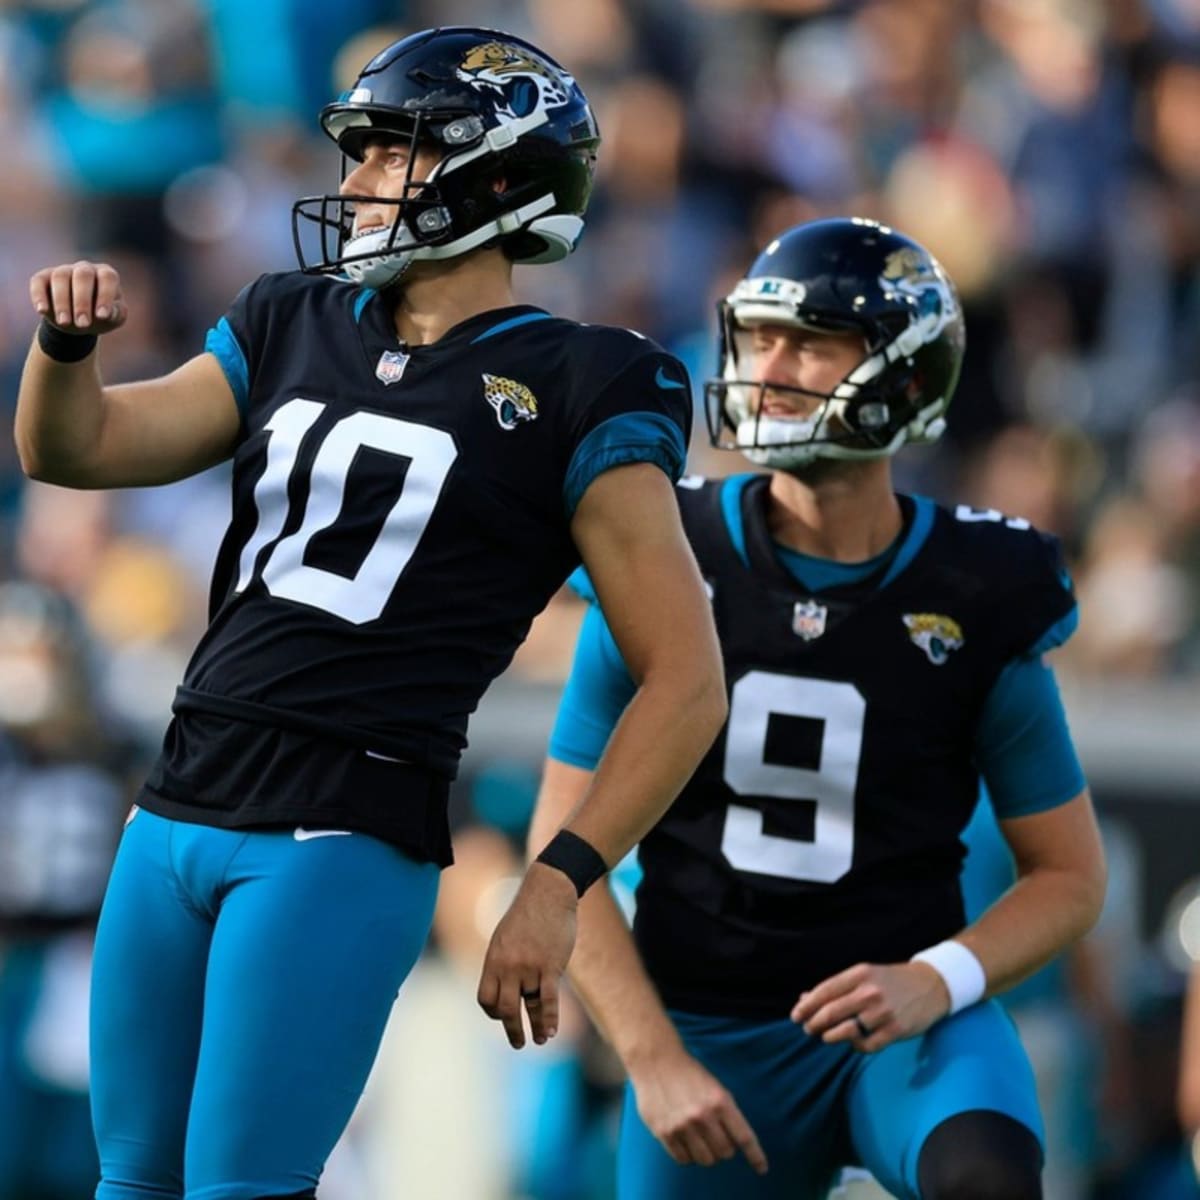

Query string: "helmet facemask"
[[294, 113, 470, 290]]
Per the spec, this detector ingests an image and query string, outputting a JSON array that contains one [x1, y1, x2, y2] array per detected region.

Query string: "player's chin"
[[783, 454, 854, 486]]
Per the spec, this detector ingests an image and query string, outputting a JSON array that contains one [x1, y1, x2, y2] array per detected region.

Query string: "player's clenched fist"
[[30, 261, 128, 336]]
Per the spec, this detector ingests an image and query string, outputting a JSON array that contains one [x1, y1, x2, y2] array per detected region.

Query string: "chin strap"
[[344, 193, 568, 288], [414, 193, 558, 261]]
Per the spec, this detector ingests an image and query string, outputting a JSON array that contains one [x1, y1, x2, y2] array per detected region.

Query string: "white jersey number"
[[720, 671, 865, 883], [954, 504, 1030, 530], [235, 399, 457, 624]]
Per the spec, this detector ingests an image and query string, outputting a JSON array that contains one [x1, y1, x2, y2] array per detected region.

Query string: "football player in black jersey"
[[15, 26, 725, 1200], [533, 219, 1107, 1199]]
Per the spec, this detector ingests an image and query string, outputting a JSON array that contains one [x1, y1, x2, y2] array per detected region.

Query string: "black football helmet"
[[292, 26, 600, 289], [705, 218, 965, 468]]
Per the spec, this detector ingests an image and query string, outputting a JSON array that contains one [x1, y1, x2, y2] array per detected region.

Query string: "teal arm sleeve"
[[547, 603, 637, 769], [974, 655, 1086, 818]]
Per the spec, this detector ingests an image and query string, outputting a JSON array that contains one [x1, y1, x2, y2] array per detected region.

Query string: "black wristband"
[[535, 830, 609, 898], [37, 320, 98, 363]]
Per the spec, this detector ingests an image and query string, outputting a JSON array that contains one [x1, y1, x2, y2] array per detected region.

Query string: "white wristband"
[[911, 940, 987, 1015]]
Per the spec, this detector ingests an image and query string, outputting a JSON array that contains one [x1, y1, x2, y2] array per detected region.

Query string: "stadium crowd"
[[0, 0, 1198, 1197]]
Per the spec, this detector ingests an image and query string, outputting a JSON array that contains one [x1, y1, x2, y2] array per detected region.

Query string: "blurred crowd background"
[[1, 0, 1199, 1197]]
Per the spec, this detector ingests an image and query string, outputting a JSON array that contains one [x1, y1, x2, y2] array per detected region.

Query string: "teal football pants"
[[618, 1001, 1043, 1200], [90, 809, 439, 1200]]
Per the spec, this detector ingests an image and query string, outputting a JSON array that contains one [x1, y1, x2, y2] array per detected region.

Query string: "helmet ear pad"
[[449, 150, 593, 263]]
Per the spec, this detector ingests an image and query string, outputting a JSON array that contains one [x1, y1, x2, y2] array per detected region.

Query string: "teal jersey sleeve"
[[563, 411, 687, 518], [973, 655, 1086, 818], [565, 565, 597, 603], [205, 315, 250, 417], [203, 274, 275, 423], [558, 338, 692, 519], [548, 602, 636, 769]]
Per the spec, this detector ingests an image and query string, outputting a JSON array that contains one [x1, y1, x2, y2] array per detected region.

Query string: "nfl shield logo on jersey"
[[792, 599, 827, 641], [375, 349, 410, 386]]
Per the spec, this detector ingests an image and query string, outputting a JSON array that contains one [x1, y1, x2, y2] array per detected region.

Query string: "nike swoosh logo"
[[655, 366, 686, 390], [365, 749, 409, 763], [294, 828, 353, 841]]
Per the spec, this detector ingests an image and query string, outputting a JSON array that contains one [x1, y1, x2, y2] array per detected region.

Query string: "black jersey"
[[138, 273, 690, 864], [632, 475, 1076, 1016]]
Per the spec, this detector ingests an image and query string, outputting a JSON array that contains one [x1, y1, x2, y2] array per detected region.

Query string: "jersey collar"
[[351, 289, 550, 365], [724, 473, 936, 596]]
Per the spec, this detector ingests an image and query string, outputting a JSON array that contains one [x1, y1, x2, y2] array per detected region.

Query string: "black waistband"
[[141, 698, 456, 865], [173, 686, 446, 774]]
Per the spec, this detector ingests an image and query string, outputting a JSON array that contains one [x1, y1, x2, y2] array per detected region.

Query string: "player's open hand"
[[629, 1045, 769, 1175], [30, 262, 128, 336], [477, 862, 576, 1049], [790, 961, 951, 1052]]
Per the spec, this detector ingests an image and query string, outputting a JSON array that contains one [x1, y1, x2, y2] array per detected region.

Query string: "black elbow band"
[[37, 320, 98, 363], [535, 830, 609, 897]]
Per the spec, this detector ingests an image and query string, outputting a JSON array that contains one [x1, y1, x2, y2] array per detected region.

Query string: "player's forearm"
[[566, 464, 726, 865], [529, 760, 684, 1067], [570, 883, 686, 1070], [563, 669, 726, 865], [16, 338, 110, 485], [955, 862, 1105, 997], [952, 792, 1106, 999]]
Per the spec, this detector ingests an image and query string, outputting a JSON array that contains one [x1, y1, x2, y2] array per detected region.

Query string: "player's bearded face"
[[721, 323, 872, 478], [744, 324, 865, 419]]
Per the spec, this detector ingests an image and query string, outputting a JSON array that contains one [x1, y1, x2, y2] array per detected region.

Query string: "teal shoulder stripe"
[[1028, 605, 1079, 657], [471, 311, 553, 343], [353, 288, 376, 323], [720, 474, 756, 567], [204, 316, 249, 415], [879, 494, 936, 588]]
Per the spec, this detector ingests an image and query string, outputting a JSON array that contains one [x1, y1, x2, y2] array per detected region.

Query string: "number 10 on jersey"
[[235, 398, 457, 624]]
